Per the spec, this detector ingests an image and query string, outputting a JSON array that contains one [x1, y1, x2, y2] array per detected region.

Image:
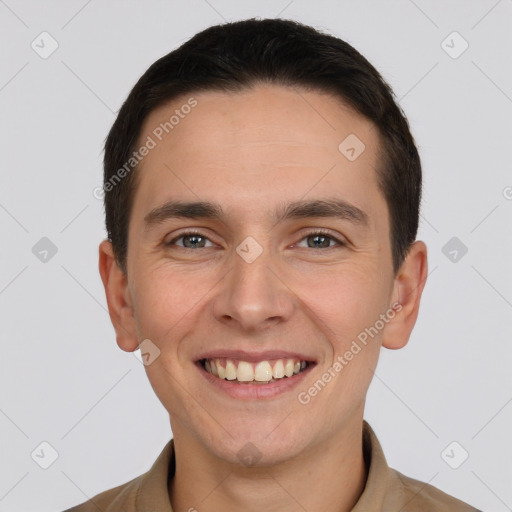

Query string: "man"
[[64, 18, 480, 512]]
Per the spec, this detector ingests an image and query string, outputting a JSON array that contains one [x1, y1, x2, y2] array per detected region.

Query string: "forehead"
[[132, 84, 385, 230]]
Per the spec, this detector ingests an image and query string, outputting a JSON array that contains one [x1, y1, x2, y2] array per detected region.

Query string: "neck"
[[169, 417, 367, 512]]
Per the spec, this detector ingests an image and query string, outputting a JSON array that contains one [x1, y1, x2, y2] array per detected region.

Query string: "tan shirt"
[[63, 421, 480, 511]]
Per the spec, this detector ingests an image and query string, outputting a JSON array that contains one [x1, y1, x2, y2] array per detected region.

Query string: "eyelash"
[[165, 229, 346, 250]]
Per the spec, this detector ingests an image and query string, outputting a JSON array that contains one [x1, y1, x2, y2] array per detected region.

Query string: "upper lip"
[[195, 349, 316, 363]]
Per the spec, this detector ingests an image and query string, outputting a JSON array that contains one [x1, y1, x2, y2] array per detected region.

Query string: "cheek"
[[131, 266, 208, 342], [294, 263, 388, 345]]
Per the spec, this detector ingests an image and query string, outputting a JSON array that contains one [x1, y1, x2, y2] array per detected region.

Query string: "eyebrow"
[[143, 198, 370, 230]]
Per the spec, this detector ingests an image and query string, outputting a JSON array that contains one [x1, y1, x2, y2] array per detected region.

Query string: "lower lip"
[[197, 361, 315, 400]]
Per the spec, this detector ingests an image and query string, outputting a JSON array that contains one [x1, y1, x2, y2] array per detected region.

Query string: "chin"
[[202, 425, 309, 468]]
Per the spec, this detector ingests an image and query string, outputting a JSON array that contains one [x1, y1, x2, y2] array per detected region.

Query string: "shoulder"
[[388, 468, 481, 512], [60, 439, 175, 512], [60, 473, 144, 512]]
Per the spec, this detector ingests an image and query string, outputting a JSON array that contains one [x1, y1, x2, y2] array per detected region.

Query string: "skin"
[[99, 84, 428, 512]]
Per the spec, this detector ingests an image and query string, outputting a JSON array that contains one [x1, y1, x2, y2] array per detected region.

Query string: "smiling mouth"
[[199, 357, 312, 384]]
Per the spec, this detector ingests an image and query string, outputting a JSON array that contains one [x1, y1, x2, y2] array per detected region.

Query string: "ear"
[[381, 240, 428, 350], [98, 239, 139, 352]]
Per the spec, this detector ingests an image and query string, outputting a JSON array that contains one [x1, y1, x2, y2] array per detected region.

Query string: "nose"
[[212, 243, 294, 332]]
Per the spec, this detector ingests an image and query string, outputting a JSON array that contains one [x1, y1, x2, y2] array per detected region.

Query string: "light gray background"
[[1, 1, 511, 511]]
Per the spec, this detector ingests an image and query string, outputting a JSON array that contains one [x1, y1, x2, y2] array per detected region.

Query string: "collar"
[[134, 420, 477, 511]]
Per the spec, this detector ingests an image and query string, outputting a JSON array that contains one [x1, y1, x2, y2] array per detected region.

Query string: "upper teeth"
[[204, 358, 307, 382]]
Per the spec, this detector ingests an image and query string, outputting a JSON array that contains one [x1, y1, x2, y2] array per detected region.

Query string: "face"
[[101, 84, 426, 466]]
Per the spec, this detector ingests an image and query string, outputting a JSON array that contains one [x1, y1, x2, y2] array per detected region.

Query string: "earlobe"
[[381, 240, 428, 350], [98, 240, 139, 352]]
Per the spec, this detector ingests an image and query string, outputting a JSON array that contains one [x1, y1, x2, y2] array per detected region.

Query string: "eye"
[[295, 230, 345, 249], [164, 229, 345, 250], [165, 230, 215, 249]]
